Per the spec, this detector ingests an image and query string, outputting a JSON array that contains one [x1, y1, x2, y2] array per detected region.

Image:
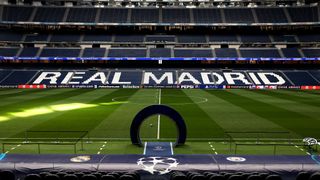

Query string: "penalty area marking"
[[112, 95, 208, 106], [97, 141, 107, 155], [3, 143, 22, 155], [208, 142, 219, 155], [143, 142, 147, 155]]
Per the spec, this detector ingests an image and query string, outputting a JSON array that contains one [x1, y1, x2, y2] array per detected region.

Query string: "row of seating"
[[1, 32, 319, 43], [1, 170, 320, 180], [170, 171, 320, 180], [0, 47, 319, 58], [1, 6, 319, 24], [0, 170, 140, 180]]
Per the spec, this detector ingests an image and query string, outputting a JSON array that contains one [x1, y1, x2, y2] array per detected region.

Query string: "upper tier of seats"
[[0, 5, 319, 25], [0, 47, 318, 58], [0, 32, 319, 44]]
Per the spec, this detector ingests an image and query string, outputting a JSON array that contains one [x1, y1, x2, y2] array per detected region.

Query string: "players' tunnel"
[[130, 105, 187, 147]]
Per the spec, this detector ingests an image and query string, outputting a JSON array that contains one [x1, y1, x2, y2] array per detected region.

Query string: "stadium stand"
[[108, 48, 147, 57], [0, 0, 319, 179], [99, 8, 128, 23], [162, 8, 191, 23], [255, 8, 288, 23], [1, 169, 320, 180], [193, 8, 222, 23], [131, 8, 159, 23], [40, 48, 81, 57], [66, 8, 97, 23], [239, 49, 281, 58], [82, 48, 106, 57], [223, 8, 255, 23], [150, 48, 172, 57], [33, 7, 66, 22], [214, 48, 238, 58]]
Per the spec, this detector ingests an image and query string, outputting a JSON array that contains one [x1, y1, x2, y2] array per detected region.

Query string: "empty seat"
[[309, 172, 320, 180], [150, 48, 171, 57], [224, 8, 254, 23], [146, 35, 175, 42], [50, 34, 80, 42], [272, 35, 297, 43], [215, 48, 238, 57], [131, 9, 159, 23], [2, 6, 33, 21], [0, 170, 15, 180], [101, 174, 117, 180], [66, 8, 97, 22], [83, 48, 106, 57], [209, 35, 238, 43], [302, 49, 320, 57], [177, 35, 207, 43], [82, 34, 112, 42], [193, 8, 222, 23], [0, 47, 19, 56], [0, 31, 23, 41], [45, 174, 60, 180], [64, 174, 78, 180], [265, 175, 282, 180], [19, 47, 40, 57], [108, 48, 146, 57], [163, 8, 190, 23], [24, 174, 42, 180], [298, 34, 320, 42], [24, 33, 49, 42], [114, 35, 144, 43], [34, 7, 65, 22], [287, 7, 318, 22], [174, 49, 212, 57], [99, 8, 128, 23], [240, 35, 271, 43], [82, 174, 98, 180], [281, 48, 301, 58], [296, 172, 310, 180], [240, 49, 281, 58], [40, 48, 81, 57], [247, 175, 262, 180], [255, 8, 288, 23]]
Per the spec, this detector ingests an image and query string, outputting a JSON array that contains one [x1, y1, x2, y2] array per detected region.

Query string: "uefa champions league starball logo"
[[137, 157, 179, 175]]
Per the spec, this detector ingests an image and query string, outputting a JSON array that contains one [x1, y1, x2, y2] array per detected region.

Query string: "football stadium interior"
[[0, 0, 320, 179]]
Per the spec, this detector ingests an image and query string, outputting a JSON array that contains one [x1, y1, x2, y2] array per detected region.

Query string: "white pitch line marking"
[[208, 142, 219, 155], [97, 141, 107, 155], [294, 145, 310, 155], [157, 89, 161, 140], [143, 142, 147, 155]]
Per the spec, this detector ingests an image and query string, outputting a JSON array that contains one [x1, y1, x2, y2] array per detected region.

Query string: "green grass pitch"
[[0, 88, 319, 155]]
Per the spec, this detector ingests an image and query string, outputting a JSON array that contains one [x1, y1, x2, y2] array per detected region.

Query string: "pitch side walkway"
[[143, 142, 173, 156], [0, 154, 319, 172]]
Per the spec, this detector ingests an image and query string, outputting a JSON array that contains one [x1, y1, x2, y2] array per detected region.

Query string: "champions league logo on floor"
[[70, 156, 91, 163], [137, 157, 179, 175], [226, 157, 246, 162]]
